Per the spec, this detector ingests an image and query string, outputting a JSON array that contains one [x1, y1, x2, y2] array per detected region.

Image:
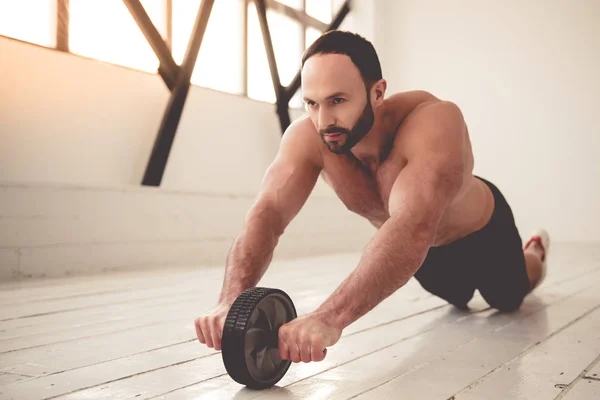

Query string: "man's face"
[[301, 54, 375, 154]]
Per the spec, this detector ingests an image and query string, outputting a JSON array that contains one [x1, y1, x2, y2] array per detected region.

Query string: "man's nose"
[[318, 108, 335, 131]]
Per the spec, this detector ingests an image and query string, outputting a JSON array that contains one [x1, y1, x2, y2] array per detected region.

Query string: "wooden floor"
[[1, 242, 599, 400]]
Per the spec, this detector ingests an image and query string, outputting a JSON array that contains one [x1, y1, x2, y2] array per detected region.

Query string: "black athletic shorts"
[[413, 176, 530, 312]]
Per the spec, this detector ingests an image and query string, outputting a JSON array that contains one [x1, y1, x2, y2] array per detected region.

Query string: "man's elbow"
[[416, 217, 440, 248], [439, 161, 465, 201], [389, 208, 438, 249]]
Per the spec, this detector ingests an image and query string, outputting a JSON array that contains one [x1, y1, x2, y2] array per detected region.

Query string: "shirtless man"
[[194, 30, 550, 364]]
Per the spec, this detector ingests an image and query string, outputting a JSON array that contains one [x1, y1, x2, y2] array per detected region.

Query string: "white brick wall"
[[0, 182, 374, 281]]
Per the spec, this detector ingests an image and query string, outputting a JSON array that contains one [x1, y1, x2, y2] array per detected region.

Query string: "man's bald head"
[[302, 30, 383, 90], [301, 31, 386, 154]]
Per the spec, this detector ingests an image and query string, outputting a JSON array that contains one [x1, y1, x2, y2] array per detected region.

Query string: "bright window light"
[[247, 2, 302, 106], [306, 26, 322, 50], [293, 27, 324, 110], [306, 0, 331, 23], [332, 0, 345, 15], [269, 10, 302, 87], [276, 0, 303, 10], [172, 0, 244, 95], [0, 0, 56, 48], [69, 0, 166, 73], [289, 89, 303, 109], [247, 2, 274, 103]]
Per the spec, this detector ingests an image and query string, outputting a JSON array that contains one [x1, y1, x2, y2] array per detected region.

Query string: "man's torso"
[[301, 90, 495, 247]]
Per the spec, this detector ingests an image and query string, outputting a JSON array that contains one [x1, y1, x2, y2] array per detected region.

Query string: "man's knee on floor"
[[483, 291, 526, 313]]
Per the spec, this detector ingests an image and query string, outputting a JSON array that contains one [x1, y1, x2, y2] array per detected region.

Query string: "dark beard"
[[319, 93, 375, 154]]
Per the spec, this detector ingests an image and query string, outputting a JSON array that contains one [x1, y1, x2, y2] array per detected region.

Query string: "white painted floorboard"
[[450, 305, 600, 399], [560, 357, 600, 399], [0, 243, 599, 400]]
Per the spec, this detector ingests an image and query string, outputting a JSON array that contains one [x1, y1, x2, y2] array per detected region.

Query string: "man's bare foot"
[[523, 229, 550, 291], [524, 229, 550, 263]]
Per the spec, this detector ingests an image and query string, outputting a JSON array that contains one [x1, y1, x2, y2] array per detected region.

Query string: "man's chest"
[[319, 154, 406, 223]]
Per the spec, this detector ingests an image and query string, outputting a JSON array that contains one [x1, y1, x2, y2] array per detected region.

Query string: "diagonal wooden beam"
[[282, 0, 352, 106], [122, 0, 179, 91], [264, 0, 327, 31], [56, 0, 69, 52], [255, 0, 291, 133], [142, 0, 215, 186], [255, 0, 353, 134]]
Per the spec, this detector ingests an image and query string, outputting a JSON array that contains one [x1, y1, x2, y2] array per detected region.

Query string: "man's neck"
[[350, 108, 394, 167]]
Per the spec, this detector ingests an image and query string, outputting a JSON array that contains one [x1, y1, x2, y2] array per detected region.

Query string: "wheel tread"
[[222, 287, 295, 389]]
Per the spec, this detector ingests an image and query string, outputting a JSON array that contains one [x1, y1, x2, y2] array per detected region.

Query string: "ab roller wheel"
[[221, 287, 297, 389]]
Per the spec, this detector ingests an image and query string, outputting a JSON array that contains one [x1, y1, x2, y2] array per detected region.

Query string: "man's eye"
[[332, 98, 345, 104]]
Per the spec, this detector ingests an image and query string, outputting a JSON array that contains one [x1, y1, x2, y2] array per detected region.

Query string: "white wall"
[[0, 182, 372, 280], [0, 36, 311, 195], [377, 0, 600, 242], [0, 0, 380, 281]]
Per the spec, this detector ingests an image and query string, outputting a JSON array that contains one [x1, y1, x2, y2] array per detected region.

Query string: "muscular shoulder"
[[383, 95, 470, 200], [389, 94, 467, 161], [278, 114, 324, 168], [383, 90, 441, 122]]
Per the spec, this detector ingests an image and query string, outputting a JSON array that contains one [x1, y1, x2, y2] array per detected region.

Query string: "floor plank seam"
[[0, 293, 201, 335], [20, 339, 198, 382], [342, 304, 454, 338], [549, 266, 600, 286], [0, 307, 99, 323], [554, 353, 600, 399], [0, 289, 129, 307], [0, 372, 36, 378], [450, 303, 600, 399], [42, 354, 221, 400], [0, 288, 204, 322], [346, 284, 600, 400], [0, 315, 198, 354], [583, 376, 600, 382], [144, 374, 230, 400]]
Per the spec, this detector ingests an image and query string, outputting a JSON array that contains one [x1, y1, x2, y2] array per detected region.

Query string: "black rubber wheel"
[[221, 287, 297, 390]]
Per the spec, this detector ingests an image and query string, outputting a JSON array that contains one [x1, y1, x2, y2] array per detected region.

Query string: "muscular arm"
[[218, 118, 322, 304], [314, 101, 467, 328]]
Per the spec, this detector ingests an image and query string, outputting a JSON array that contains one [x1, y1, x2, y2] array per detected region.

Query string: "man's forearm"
[[218, 207, 281, 304], [314, 214, 433, 329]]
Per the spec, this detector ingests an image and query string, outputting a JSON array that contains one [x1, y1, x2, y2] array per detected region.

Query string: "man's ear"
[[372, 79, 387, 106]]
